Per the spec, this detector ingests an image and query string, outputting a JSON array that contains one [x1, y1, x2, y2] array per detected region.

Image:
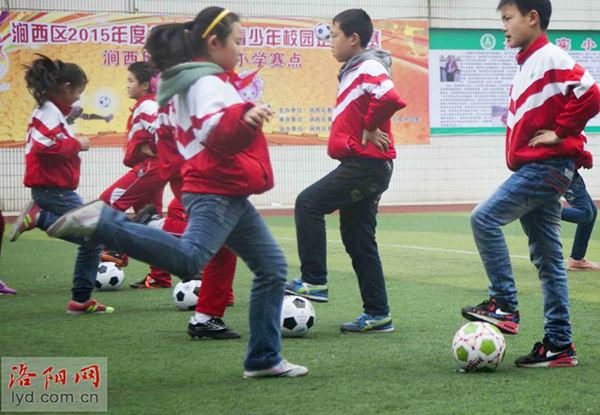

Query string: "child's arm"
[[530, 65, 600, 148], [189, 77, 263, 157], [124, 101, 158, 167], [29, 117, 82, 158], [361, 61, 407, 133], [554, 64, 600, 139]]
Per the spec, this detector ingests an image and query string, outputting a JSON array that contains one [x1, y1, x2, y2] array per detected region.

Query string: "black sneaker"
[[461, 297, 520, 334], [188, 317, 241, 340], [132, 205, 160, 225], [515, 337, 578, 368]]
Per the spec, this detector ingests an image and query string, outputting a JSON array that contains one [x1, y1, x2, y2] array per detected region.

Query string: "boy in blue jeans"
[[562, 172, 600, 271], [462, 0, 600, 367], [285, 9, 406, 333]]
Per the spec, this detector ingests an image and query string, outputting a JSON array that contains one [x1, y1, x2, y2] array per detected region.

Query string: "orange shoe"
[[100, 250, 129, 267], [567, 258, 600, 271], [129, 274, 171, 289], [66, 299, 114, 314]]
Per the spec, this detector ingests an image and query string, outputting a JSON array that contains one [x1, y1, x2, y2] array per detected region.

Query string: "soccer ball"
[[95, 261, 124, 291], [172, 280, 202, 311], [280, 295, 315, 337], [452, 322, 506, 372], [314, 23, 331, 42], [97, 95, 112, 109]]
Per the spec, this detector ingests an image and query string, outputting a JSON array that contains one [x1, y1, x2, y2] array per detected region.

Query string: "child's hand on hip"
[[362, 128, 390, 152], [529, 130, 562, 147]]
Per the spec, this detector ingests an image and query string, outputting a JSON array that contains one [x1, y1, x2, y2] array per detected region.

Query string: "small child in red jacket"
[[10, 54, 112, 313]]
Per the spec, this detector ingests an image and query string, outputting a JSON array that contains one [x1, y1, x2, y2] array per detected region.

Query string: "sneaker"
[[461, 297, 520, 335], [132, 205, 160, 225], [47, 200, 105, 240], [0, 280, 16, 295], [130, 274, 171, 289], [285, 278, 328, 302], [515, 338, 578, 368], [100, 250, 129, 267], [340, 313, 394, 333], [9, 201, 41, 241], [187, 317, 241, 340], [243, 360, 308, 379], [567, 257, 600, 272], [66, 299, 114, 314]]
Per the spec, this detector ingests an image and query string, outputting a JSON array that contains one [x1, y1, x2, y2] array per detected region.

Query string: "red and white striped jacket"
[[165, 72, 274, 197], [123, 94, 159, 168], [328, 59, 406, 160], [506, 34, 600, 170], [24, 100, 82, 190]]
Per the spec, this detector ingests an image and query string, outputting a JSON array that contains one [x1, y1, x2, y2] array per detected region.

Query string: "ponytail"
[[145, 7, 240, 71], [24, 54, 88, 107]]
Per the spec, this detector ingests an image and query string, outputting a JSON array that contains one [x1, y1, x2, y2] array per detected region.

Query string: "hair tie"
[[201, 9, 230, 39]]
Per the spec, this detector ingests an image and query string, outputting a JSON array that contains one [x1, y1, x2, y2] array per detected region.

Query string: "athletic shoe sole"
[[9, 201, 35, 241], [341, 326, 395, 334], [462, 310, 519, 335], [284, 289, 328, 303], [516, 356, 578, 368]]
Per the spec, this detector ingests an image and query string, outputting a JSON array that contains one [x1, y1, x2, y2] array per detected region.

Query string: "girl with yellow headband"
[[47, 6, 308, 379]]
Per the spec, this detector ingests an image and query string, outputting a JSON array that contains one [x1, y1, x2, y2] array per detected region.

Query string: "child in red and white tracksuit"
[[10, 54, 112, 313], [98, 62, 169, 287], [154, 101, 237, 334]]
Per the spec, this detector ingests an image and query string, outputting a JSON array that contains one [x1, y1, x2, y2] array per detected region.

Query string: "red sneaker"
[[461, 297, 520, 335], [9, 201, 41, 241], [66, 299, 114, 314], [100, 250, 129, 267], [515, 338, 578, 368], [129, 274, 171, 289]]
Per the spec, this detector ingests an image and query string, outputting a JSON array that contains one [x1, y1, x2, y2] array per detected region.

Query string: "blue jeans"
[[91, 193, 286, 371], [561, 171, 597, 260], [470, 158, 575, 347], [295, 157, 393, 316], [32, 187, 102, 303]]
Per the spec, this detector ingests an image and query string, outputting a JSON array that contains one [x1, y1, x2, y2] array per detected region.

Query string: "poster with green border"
[[429, 29, 600, 135]]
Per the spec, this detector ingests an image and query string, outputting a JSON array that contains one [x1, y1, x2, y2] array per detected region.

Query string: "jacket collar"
[[49, 98, 73, 116], [516, 33, 549, 65]]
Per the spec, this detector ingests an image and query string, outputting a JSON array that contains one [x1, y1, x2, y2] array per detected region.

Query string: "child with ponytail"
[[10, 54, 113, 314], [49, 8, 307, 378]]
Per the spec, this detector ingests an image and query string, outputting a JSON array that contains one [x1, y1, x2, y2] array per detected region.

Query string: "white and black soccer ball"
[[97, 95, 112, 109], [172, 280, 202, 311], [95, 261, 125, 291], [452, 322, 506, 372], [280, 295, 315, 337], [314, 23, 331, 42]]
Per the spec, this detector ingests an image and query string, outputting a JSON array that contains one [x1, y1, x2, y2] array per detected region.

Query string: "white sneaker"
[[47, 200, 105, 240], [243, 360, 308, 379]]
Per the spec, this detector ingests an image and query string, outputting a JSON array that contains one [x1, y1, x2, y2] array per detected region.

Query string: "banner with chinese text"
[[429, 29, 600, 135], [0, 12, 429, 144]]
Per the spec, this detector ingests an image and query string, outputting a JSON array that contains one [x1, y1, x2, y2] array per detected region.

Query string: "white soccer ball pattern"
[[95, 261, 125, 291], [280, 295, 316, 337], [452, 321, 506, 372]]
